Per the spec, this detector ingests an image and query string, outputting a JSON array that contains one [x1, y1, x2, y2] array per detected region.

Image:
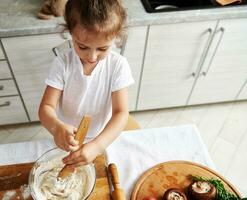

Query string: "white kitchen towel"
[[105, 124, 216, 200], [0, 139, 56, 165]]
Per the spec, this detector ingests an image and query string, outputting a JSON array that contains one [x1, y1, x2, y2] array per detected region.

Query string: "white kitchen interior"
[[0, 0, 247, 199]]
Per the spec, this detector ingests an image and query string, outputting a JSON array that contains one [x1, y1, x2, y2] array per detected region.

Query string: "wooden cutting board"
[[131, 160, 241, 200], [0, 154, 110, 200]]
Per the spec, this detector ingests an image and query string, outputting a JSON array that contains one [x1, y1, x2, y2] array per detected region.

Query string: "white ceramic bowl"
[[29, 148, 96, 200]]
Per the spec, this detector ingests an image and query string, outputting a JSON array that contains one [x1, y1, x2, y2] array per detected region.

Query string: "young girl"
[[39, 0, 134, 168]]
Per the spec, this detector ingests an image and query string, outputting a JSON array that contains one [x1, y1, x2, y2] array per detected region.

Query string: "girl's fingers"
[[68, 145, 79, 152], [64, 145, 71, 152], [63, 150, 83, 164], [63, 134, 79, 152], [60, 141, 69, 151], [68, 161, 88, 168], [64, 156, 82, 165], [73, 127, 78, 133], [67, 134, 79, 146], [63, 140, 77, 152]]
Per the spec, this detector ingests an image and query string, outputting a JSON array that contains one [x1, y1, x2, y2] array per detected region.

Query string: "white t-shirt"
[[45, 48, 134, 140]]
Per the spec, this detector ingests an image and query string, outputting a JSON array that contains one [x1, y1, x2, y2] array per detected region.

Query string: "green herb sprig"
[[191, 175, 246, 200]]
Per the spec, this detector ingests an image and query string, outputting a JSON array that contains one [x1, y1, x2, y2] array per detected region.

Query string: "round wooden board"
[[131, 160, 241, 200]]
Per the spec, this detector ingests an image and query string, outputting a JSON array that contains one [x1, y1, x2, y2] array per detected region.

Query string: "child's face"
[[72, 25, 114, 66]]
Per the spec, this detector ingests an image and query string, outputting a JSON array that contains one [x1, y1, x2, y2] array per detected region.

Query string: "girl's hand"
[[62, 141, 102, 167], [53, 122, 79, 152]]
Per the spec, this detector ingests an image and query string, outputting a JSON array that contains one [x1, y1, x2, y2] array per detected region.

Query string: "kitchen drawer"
[[0, 44, 4, 60], [0, 61, 12, 79], [0, 80, 18, 96], [0, 96, 28, 125]]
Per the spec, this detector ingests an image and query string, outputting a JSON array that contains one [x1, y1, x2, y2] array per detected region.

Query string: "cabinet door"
[[2, 34, 65, 121], [188, 18, 247, 105], [137, 21, 217, 110], [123, 26, 147, 111], [0, 61, 12, 79], [0, 80, 18, 96], [237, 79, 247, 100], [0, 96, 28, 125], [0, 41, 5, 60]]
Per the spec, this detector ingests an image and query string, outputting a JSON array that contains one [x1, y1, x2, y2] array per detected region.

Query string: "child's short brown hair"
[[64, 0, 127, 39]]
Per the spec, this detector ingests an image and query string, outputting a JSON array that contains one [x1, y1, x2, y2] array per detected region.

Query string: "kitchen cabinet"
[[0, 80, 18, 96], [237, 79, 247, 100], [1, 30, 142, 123], [0, 96, 28, 125], [137, 21, 218, 110], [0, 44, 5, 60], [0, 61, 12, 79], [1, 18, 246, 125], [188, 18, 247, 105], [137, 18, 247, 110], [0, 40, 28, 125], [2, 34, 66, 121], [122, 26, 147, 111]]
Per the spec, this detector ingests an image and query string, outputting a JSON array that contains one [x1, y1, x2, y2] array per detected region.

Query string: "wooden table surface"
[[0, 115, 140, 199], [89, 153, 111, 200], [0, 153, 111, 200]]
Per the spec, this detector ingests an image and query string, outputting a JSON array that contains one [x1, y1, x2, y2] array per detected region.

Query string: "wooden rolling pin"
[[57, 115, 91, 179], [108, 163, 126, 200]]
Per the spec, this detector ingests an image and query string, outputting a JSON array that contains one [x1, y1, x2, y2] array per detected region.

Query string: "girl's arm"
[[94, 87, 129, 151], [39, 86, 62, 134], [39, 86, 79, 151]]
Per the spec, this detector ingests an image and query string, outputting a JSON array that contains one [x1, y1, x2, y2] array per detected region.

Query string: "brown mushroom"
[[163, 188, 187, 200], [188, 181, 216, 200]]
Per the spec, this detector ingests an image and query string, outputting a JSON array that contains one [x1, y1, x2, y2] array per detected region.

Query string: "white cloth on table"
[[0, 139, 56, 165], [0, 124, 216, 200], [105, 124, 216, 200]]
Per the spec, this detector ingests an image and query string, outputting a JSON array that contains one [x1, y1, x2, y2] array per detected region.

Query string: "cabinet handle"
[[0, 85, 3, 90], [201, 27, 225, 76], [52, 47, 59, 56], [0, 101, 10, 107], [192, 28, 213, 78]]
